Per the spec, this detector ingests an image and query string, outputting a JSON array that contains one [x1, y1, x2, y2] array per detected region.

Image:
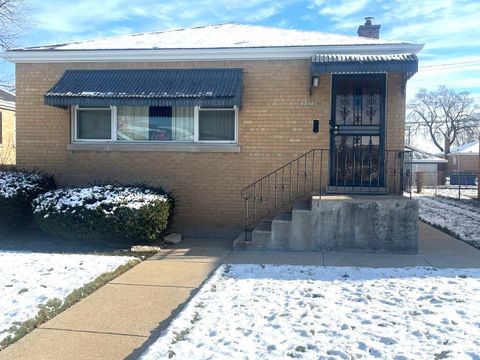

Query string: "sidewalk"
[[1, 222, 479, 359], [0, 240, 232, 360], [224, 222, 480, 268]]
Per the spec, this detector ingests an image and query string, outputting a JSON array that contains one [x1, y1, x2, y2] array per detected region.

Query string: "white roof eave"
[[1, 43, 424, 63], [0, 99, 15, 111]]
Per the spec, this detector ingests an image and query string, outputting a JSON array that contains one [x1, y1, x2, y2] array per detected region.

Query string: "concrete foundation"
[[309, 195, 418, 252], [234, 195, 419, 253]]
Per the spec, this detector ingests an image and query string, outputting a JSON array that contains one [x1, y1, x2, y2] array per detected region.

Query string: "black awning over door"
[[311, 54, 418, 78]]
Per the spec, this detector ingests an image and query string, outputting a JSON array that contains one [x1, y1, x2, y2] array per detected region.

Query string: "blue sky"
[[2, 0, 480, 107]]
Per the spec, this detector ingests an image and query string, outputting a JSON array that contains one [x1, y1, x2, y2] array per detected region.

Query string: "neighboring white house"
[[0, 89, 16, 165]]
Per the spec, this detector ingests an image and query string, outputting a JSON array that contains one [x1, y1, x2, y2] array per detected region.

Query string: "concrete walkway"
[[0, 240, 232, 360], [1, 222, 479, 359], [225, 222, 480, 268]]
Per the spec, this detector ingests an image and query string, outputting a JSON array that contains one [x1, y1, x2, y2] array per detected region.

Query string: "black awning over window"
[[44, 68, 243, 108], [311, 54, 418, 78]]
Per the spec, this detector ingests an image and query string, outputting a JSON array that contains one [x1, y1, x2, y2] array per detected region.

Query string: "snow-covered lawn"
[[413, 192, 480, 248], [141, 264, 480, 360], [0, 251, 135, 343]]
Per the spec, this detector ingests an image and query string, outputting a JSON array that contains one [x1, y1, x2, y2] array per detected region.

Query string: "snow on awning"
[[44, 68, 243, 108], [311, 54, 418, 78]]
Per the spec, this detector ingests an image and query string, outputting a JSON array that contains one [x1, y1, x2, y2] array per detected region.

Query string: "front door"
[[329, 74, 386, 188]]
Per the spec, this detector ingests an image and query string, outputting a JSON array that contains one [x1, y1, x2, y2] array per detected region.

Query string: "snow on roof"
[[449, 141, 480, 155], [405, 145, 448, 163], [0, 89, 15, 102], [312, 54, 417, 62], [0, 89, 15, 111], [19, 23, 413, 51]]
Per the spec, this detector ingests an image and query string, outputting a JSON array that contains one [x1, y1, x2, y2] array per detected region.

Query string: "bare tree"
[[407, 86, 480, 156], [0, 0, 28, 50], [0, 0, 29, 90]]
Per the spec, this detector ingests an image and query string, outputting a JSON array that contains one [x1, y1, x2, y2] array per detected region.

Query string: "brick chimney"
[[357, 17, 380, 39]]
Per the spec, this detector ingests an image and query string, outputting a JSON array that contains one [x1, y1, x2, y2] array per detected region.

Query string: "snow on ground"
[[421, 187, 478, 199], [141, 264, 480, 360], [412, 192, 480, 248], [0, 251, 135, 343]]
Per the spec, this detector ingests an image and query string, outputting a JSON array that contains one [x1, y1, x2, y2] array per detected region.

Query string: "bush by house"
[[33, 185, 173, 242], [0, 170, 56, 230]]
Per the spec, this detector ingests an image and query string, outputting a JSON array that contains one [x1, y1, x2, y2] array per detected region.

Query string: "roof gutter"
[[1, 43, 424, 63]]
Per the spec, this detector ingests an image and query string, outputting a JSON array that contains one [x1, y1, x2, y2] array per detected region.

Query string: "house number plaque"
[[300, 99, 316, 106]]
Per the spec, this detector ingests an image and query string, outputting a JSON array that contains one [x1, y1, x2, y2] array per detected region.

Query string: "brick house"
[[2, 20, 423, 240], [446, 141, 479, 174], [0, 89, 15, 166]]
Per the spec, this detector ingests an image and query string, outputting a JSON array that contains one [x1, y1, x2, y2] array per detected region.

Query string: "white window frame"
[[72, 105, 238, 144], [72, 105, 115, 142], [196, 106, 238, 144]]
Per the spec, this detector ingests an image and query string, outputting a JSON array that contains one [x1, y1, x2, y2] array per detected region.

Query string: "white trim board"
[[2, 44, 424, 63], [0, 100, 15, 111]]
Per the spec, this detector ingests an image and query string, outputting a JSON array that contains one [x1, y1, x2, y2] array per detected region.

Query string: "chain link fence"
[[405, 169, 478, 199]]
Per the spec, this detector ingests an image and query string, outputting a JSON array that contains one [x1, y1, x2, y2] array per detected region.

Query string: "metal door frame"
[[329, 73, 386, 187]]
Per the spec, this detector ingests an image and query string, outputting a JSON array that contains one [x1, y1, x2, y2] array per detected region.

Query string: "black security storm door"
[[329, 74, 386, 188]]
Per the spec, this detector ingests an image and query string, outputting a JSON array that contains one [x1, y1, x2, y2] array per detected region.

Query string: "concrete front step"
[[234, 195, 419, 252], [293, 199, 311, 211], [271, 213, 292, 249], [233, 201, 314, 251], [233, 231, 267, 250]]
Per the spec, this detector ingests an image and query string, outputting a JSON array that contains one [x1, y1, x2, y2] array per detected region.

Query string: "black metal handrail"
[[241, 148, 409, 240]]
